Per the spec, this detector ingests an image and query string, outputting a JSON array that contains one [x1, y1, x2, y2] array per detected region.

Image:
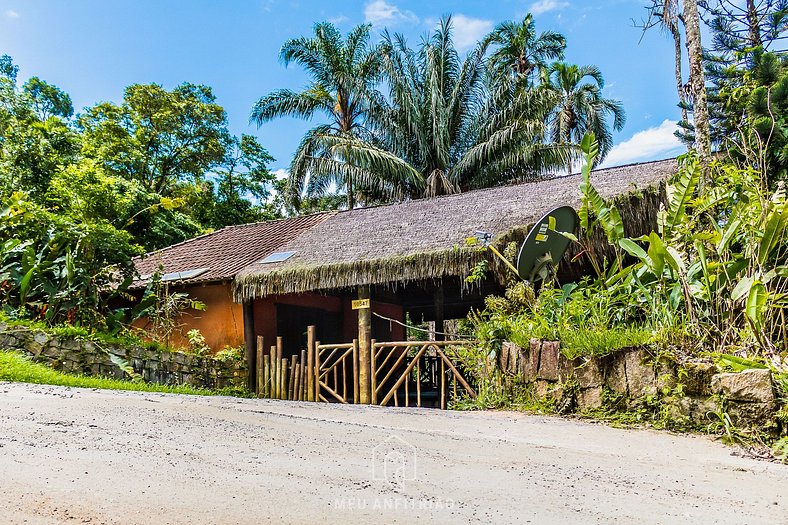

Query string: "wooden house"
[[132, 158, 676, 395]]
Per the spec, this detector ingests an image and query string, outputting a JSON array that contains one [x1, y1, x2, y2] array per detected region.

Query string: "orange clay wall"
[[134, 286, 405, 354], [133, 282, 244, 353]]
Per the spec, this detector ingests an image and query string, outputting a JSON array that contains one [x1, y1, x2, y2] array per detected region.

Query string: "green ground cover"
[[0, 350, 217, 396]]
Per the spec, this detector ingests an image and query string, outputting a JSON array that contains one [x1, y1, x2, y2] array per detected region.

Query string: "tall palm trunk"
[[683, 0, 711, 170], [564, 112, 574, 175], [338, 97, 355, 210], [671, 24, 689, 125]]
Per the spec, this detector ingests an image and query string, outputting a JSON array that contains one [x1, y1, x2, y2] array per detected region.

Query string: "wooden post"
[[300, 348, 307, 401], [256, 336, 264, 396], [294, 364, 301, 401], [276, 337, 284, 400], [243, 301, 256, 392], [268, 346, 279, 399], [289, 355, 297, 400], [301, 362, 307, 400], [307, 326, 316, 402], [369, 339, 376, 405], [263, 353, 270, 398], [440, 358, 446, 410], [314, 341, 321, 401], [279, 357, 288, 399], [416, 359, 421, 408], [342, 351, 347, 401], [354, 339, 361, 404], [358, 285, 372, 404], [434, 282, 445, 341]]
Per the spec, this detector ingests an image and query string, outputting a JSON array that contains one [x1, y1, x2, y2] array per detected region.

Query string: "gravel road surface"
[[1, 382, 786, 524]]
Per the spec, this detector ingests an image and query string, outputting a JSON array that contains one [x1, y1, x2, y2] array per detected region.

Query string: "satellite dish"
[[516, 206, 578, 282]]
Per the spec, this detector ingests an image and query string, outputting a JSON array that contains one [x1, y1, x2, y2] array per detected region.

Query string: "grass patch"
[[503, 324, 653, 359], [0, 350, 216, 396], [0, 313, 170, 354], [558, 326, 653, 359]]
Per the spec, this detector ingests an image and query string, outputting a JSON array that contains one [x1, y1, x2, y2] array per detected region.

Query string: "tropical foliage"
[[473, 133, 788, 361], [250, 22, 384, 209], [351, 18, 571, 198], [488, 14, 566, 83], [0, 54, 280, 330], [545, 63, 626, 173], [255, 16, 623, 209]]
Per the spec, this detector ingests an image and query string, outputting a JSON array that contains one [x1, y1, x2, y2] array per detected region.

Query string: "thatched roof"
[[132, 213, 332, 288], [234, 158, 677, 301]]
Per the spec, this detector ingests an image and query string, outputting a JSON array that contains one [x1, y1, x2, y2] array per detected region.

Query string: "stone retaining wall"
[[0, 324, 247, 390], [500, 340, 779, 431]]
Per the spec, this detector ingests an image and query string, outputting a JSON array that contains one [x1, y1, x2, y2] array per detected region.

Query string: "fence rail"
[[315, 340, 357, 404], [256, 336, 310, 401], [254, 327, 475, 408], [371, 340, 475, 408]]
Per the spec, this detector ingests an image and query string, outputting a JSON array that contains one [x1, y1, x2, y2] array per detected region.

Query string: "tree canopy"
[[254, 16, 622, 210], [250, 22, 384, 209], [0, 56, 281, 328]]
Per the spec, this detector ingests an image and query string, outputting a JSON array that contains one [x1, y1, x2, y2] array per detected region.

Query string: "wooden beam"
[[434, 282, 445, 342], [256, 336, 264, 396], [357, 285, 372, 404], [314, 340, 321, 401], [353, 339, 360, 404], [242, 301, 256, 392], [306, 325, 315, 402]]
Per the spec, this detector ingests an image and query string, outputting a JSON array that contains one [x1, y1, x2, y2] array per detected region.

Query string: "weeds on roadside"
[[0, 350, 218, 395]]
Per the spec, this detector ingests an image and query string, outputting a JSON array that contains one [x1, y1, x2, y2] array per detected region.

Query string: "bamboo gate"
[[254, 326, 476, 408]]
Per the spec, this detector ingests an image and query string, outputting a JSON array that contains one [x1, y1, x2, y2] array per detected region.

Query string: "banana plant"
[[576, 132, 625, 276]]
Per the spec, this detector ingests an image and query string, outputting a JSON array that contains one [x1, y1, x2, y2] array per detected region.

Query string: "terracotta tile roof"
[[132, 212, 333, 288]]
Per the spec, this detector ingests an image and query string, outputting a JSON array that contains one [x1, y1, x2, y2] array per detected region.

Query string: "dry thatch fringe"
[[484, 183, 667, 284], [233, 182, 667, 301], [233, 247, 486, 301], [560, 183, 667, 281]]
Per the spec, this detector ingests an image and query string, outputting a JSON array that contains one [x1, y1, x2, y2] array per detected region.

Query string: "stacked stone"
[[500, 339, 779, 430], [0, 323, 246, 390]]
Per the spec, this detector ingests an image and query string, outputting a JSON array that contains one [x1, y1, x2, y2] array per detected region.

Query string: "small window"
[[160, 268, 209, 282], [259, 251, 295, 264]]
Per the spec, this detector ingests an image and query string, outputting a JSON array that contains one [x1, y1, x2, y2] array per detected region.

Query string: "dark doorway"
[[276, 304, 342, 356], [372, 315, 399, 341]]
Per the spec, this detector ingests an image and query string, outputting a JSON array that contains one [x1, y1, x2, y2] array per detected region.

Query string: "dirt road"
[[1, 382, 786, 524]]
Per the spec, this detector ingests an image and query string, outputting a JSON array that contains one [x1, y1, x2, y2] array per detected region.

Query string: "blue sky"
[[0, 0, 686, 175]]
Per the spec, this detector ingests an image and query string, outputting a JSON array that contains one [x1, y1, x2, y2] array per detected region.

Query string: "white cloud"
[[363, 0, 418, 27], [600, 119, 686, 168], [5, 10, 19, 18], [329, 15, 350, 25], [530, 0, 569, 15], [272, 168, 289, 180], [451, 14, 493, 51]]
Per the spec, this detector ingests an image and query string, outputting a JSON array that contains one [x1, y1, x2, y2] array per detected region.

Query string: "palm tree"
[[324, 17, 569, 200], [642, 1, 689, 126], [683, 0, 711, 170], [546, 62, 626, 173], [250, 23, 387, 209], [488, 15, 566, 84]]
